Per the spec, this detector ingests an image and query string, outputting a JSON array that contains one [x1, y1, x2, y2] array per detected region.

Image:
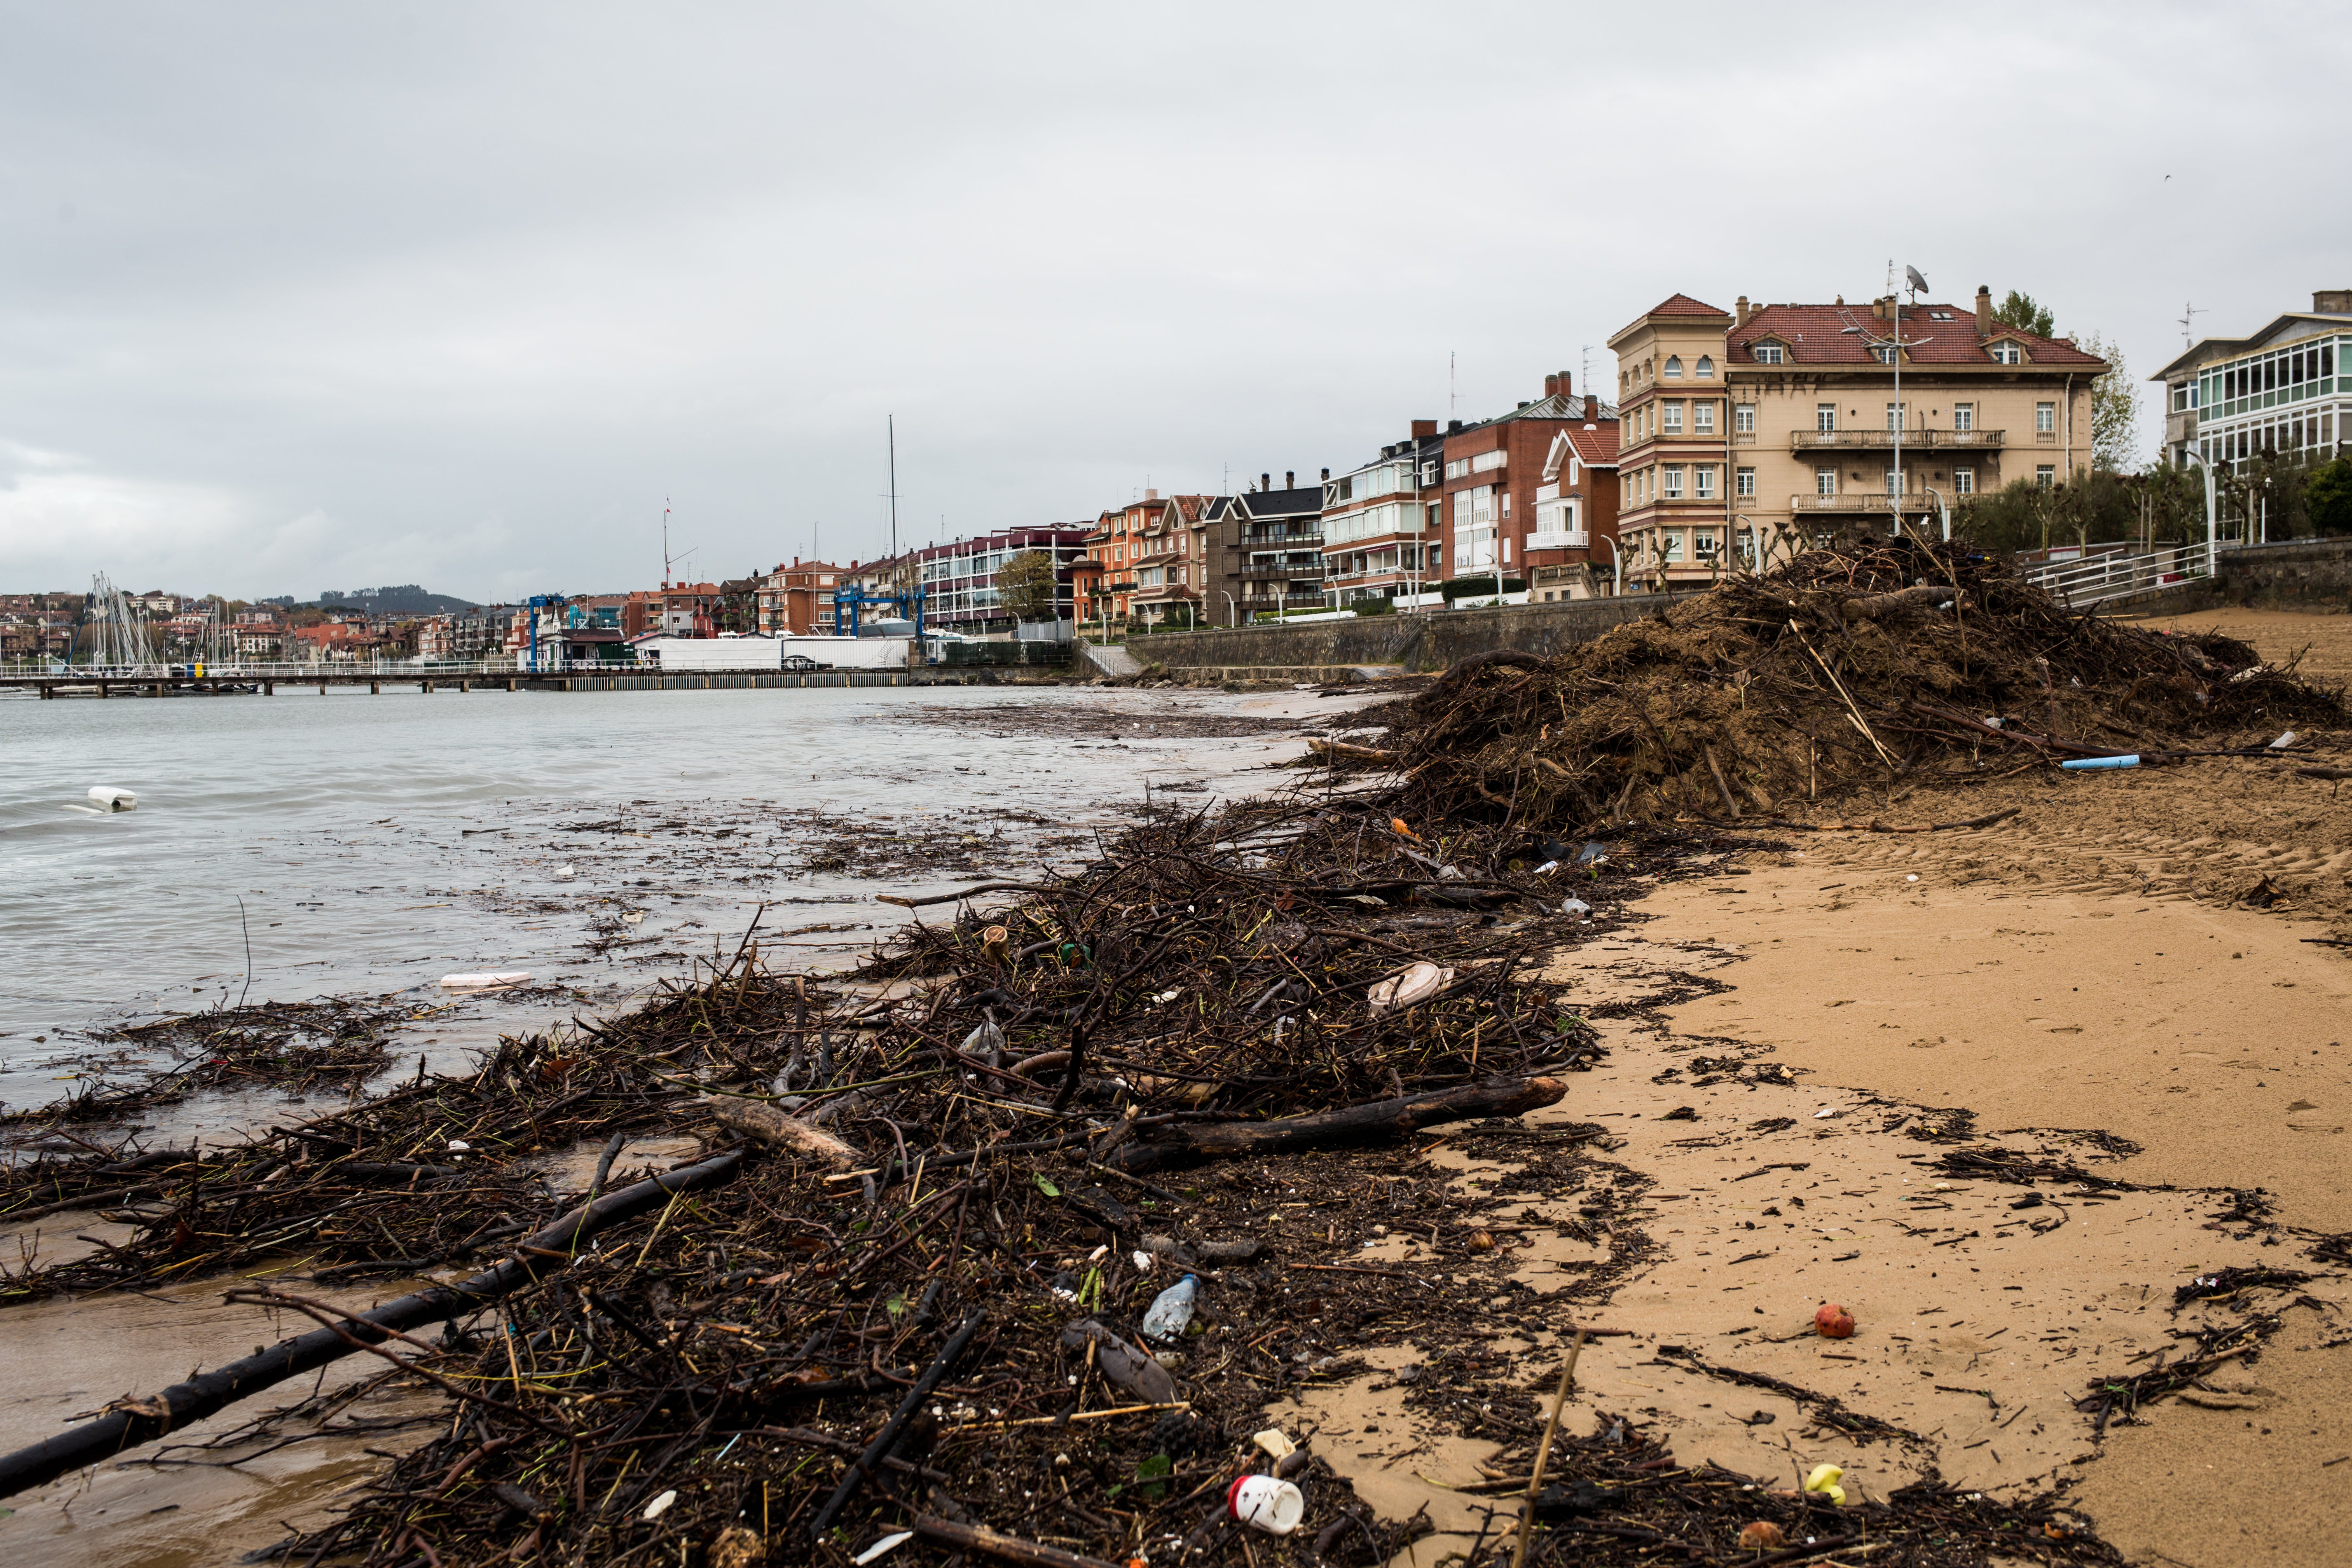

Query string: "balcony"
[[1238, 564, 1326, 582], [1788, 428, 2006, 452], [1789, 493, 1910, 514], [1523, 531, 1589, 552]]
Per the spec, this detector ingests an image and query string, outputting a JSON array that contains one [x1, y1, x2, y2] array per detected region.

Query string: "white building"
[[2155, 289, 2352, 474]]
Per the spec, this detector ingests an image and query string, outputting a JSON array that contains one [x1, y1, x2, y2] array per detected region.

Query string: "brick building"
[[1320, 422, 1444, 608], [1439, 375, 1620, 597], [756, 559, 845, 636]]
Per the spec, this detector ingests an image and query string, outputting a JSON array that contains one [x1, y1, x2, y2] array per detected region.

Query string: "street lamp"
[[1920, 487, 1951, 543], [2182, 447, 2220, 583], [1841, 264, 1929, 538], [1593, 533, 1620, 596], [1222, 590, 1237, 629]]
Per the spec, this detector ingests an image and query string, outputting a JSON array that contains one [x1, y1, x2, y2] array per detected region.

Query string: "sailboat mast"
[[887, 416, 899, 561]]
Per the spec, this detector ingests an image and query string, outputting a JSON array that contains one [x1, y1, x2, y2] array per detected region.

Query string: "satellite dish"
[[1905, 264, 1930, 295]]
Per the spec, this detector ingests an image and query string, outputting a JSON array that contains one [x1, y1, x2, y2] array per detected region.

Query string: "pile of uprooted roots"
[[1349, 543, 2345, 831]]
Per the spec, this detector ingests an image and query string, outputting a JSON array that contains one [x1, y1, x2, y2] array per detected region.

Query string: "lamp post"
[[1593, 533, 1620, 596], [1921, 487, 1951, 543], [1841, 267, 1929, 538], [2183, 447, 2219, 583], [1222, 590, 1237, 629]]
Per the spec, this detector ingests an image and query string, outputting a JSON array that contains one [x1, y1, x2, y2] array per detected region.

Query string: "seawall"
[[1127, 595, 1669, 674]]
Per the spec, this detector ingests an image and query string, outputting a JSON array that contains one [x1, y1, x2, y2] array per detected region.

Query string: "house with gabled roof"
[[1610, 287, 2107, 592]]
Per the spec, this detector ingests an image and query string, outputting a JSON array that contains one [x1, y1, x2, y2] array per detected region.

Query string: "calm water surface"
[[0, 682, 1322, 1124]]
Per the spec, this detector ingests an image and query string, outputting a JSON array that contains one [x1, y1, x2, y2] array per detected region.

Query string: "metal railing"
[[2021, 544, 2205, 606], [1789, 428, 2006, 451], [0, 656, 651, 680]]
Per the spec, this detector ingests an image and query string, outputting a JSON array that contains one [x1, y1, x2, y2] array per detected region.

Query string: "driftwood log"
[[914, 1515, 1128, 1568], [707, 1096, 859, 1169], [0, 1150, 743, 1501], [1838, 584, 1955, 619], [1107, 1076, 1566, 1172], [1307, 737, 1397, 764]]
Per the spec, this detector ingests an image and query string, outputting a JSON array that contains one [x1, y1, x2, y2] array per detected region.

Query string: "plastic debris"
[[1802, 1464, 1846, 1505], [1141, 1274, 1198, 1341], [87, 786, 138, 812], [1367, 962, 1454, 1015], [853, 1531, 913, 1565], [2270, 730, 2299, 750], [1227, 1474, 1306, 1535], [960, 1020, 1006, 1062], [642, 1489, 679, 1521], [1251, 1428, 1296, 1461], [1575, 842, 1610, 867], [553, 864, 576, 881], [1812, 1105, 1839, 1119], [2060, 754, 2140, 770], [1059, 1320, 1176, 1404], [1391, 817, 1421, 841], [1532, 860, 1560, 875], [1561, 897, 1591, 919]]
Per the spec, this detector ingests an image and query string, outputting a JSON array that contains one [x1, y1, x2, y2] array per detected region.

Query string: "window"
[[1421, 460, 1440, 486], [1734, 405, 1755, 434], [1694, 529, 1718, 557], [1816, 468, 1836, 497], [1444, 457, 1470, 480], [1883, 469, 1905, 496], [1753, 344, 1783, 365], [1696, 355, 1714, 379], [1662, 530, 1684, 562], [1694, 402, 1715, 435], [1989, 342, 2021, 365], [1817, 403, 1837, 433], [2036, 465, 2055, 489], [1662, 403, 1684, 435], [1696, 465, 1716, 500], [1500, 491, 1511, 517], [1953, 403, 1974, 432], [1664, 355, 1683, 379], [1885, 402, 1905, 431], [1954, 467, 1974, 495], [1663, 465, 1684, 499], [2036, 401, 2056, 433], [1870, 345, 1896, 364], [1470, 449, 1506, 473], [1736, 466, 1755, 497]]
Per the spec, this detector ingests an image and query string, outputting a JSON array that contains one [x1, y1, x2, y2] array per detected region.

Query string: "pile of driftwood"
[[1321, 543, 2344, 831]]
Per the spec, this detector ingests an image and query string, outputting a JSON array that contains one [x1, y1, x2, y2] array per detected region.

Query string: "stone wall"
[[1126, 595, 1669, 672], [2103, 538, 2352, 618]]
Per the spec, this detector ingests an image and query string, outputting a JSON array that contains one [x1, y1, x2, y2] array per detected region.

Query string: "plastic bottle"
[[1141, 1274, 1199, 1341]]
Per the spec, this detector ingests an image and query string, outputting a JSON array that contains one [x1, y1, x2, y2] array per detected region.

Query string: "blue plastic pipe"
[[2060, 755, 2140, 770]]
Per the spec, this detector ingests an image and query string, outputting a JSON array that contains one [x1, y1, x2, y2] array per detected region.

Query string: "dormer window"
[[1989, 342, 2022, 365], [1870, 345, 1896, 365], [1695, 355, 1714, 379], [1664, 355, 1683, 379], [1752, 343, 1784, 365]]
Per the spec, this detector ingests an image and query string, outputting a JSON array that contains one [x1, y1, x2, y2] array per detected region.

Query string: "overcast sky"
[[1, 2, 2343, 603]]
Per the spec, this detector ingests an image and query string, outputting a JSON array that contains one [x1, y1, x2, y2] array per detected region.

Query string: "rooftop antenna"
[[2178, 301, 2205, 349], [1449, 351, 1457, 417], [1582, 345, 1594, 399], [887, 416, 900, 560]]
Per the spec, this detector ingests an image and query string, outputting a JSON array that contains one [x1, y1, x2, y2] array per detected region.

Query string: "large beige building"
[[1609, 289, 2106, 590]]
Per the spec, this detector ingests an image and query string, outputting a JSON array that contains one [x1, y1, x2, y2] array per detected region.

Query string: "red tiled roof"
[[1563, 422, 1621, 466], [1728, 304, 2107, 368], [1646, 293, 1730, 319]]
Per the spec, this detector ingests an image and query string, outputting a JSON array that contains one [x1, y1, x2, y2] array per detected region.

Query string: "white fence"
[[2019, 545, 2206, 608]]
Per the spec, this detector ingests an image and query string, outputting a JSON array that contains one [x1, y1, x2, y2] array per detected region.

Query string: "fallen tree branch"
[[875, 881, 1065, 909], [0, 1149, 743, 1500], [706, 1097, 859, 1169], [913, 1514, 1128, 1568], [1107, 1076, 1566, 1172]]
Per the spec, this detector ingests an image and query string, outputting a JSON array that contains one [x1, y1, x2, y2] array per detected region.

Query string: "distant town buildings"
[[2154, 289, 2352, 474]]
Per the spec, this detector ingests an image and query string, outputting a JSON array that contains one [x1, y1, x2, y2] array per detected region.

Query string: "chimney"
[[1284, 470, 1294, 489], [1735, 295, 1751, 328], [1975, 285, 1992, 335], [1410, 418, 1436, 439], [1447, 419, 1463, 433], [2317, 289, 2352, 313], [1543, 373, 1559, 398], [1584, 393, 1598, 420], [1261, 473, 1271, 493], [1319, 466, 1330, 481], [1145, 487, 1158, 501], [1874, 295, 1893, 322], [1558, 370, 1572, 398]]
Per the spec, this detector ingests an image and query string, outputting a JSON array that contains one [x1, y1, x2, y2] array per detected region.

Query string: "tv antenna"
[[660, 500, 696, 586], [884, 416, 901, 559], [1449, 351, 1456, 417], [2178, 301, 2205, 349]]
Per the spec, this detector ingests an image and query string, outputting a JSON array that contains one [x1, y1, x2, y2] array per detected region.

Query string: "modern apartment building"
[[2152, 289, 2352, 475], [1321, 422, 1444, 607], [1610, 290, 2106, 591], [911, 526, 1093, 633]]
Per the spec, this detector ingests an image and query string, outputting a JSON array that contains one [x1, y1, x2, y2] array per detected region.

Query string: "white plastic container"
[[1226, 1474, 1305, 1535], [1141, 1273, 1198, 1341], [87, 786, 137, 812]]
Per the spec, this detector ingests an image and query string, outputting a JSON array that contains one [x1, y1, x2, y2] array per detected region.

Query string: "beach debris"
[[553, 863, 576, 880], [1367, 961, 1453, 1015], [850, 1531, 910, 1566], [1802, 1464, 1847, 1505], [1252, 1428, 1297, 1461], [2270, 730, 2299, 749], [1812, 1105, 1840, 1119], [1738, 1520, 1788, 1550], [1561, 897, 1592, 919], [1391, 817, 1421, 840], [439, 971, 532, 991], [979, 923, 1010, 963], [1815, 1302, 1856, 1339], [1058, 1320, 1176, 1404], [1575, 841, 1609, 867], [1468, 1229, 1497, 1252], [706, 1095, 860, 1169], [2060, 754, 2140, 771], [87, 786, 138, 812], [1140, 1273, 1198, 1341], [641, 1489, 678, 1522], [1228, 1474, 1306, 1535]]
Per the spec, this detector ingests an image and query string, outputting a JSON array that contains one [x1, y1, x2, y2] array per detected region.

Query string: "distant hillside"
[[316, 584, 478, 615]]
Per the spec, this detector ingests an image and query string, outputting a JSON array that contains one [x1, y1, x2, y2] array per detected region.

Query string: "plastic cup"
[[1227, 1474, 1305, 1535]]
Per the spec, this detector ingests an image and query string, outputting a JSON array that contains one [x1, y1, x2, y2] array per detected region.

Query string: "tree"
[[1995, 290, 2055, 338], [2079, 331, 2139, 472], [994, 550, 1061, 623], [2308, 459, 2352, 537]]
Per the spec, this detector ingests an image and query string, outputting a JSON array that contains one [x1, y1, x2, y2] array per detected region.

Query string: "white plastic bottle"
[[1141, 1274, 1199, 1341]]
